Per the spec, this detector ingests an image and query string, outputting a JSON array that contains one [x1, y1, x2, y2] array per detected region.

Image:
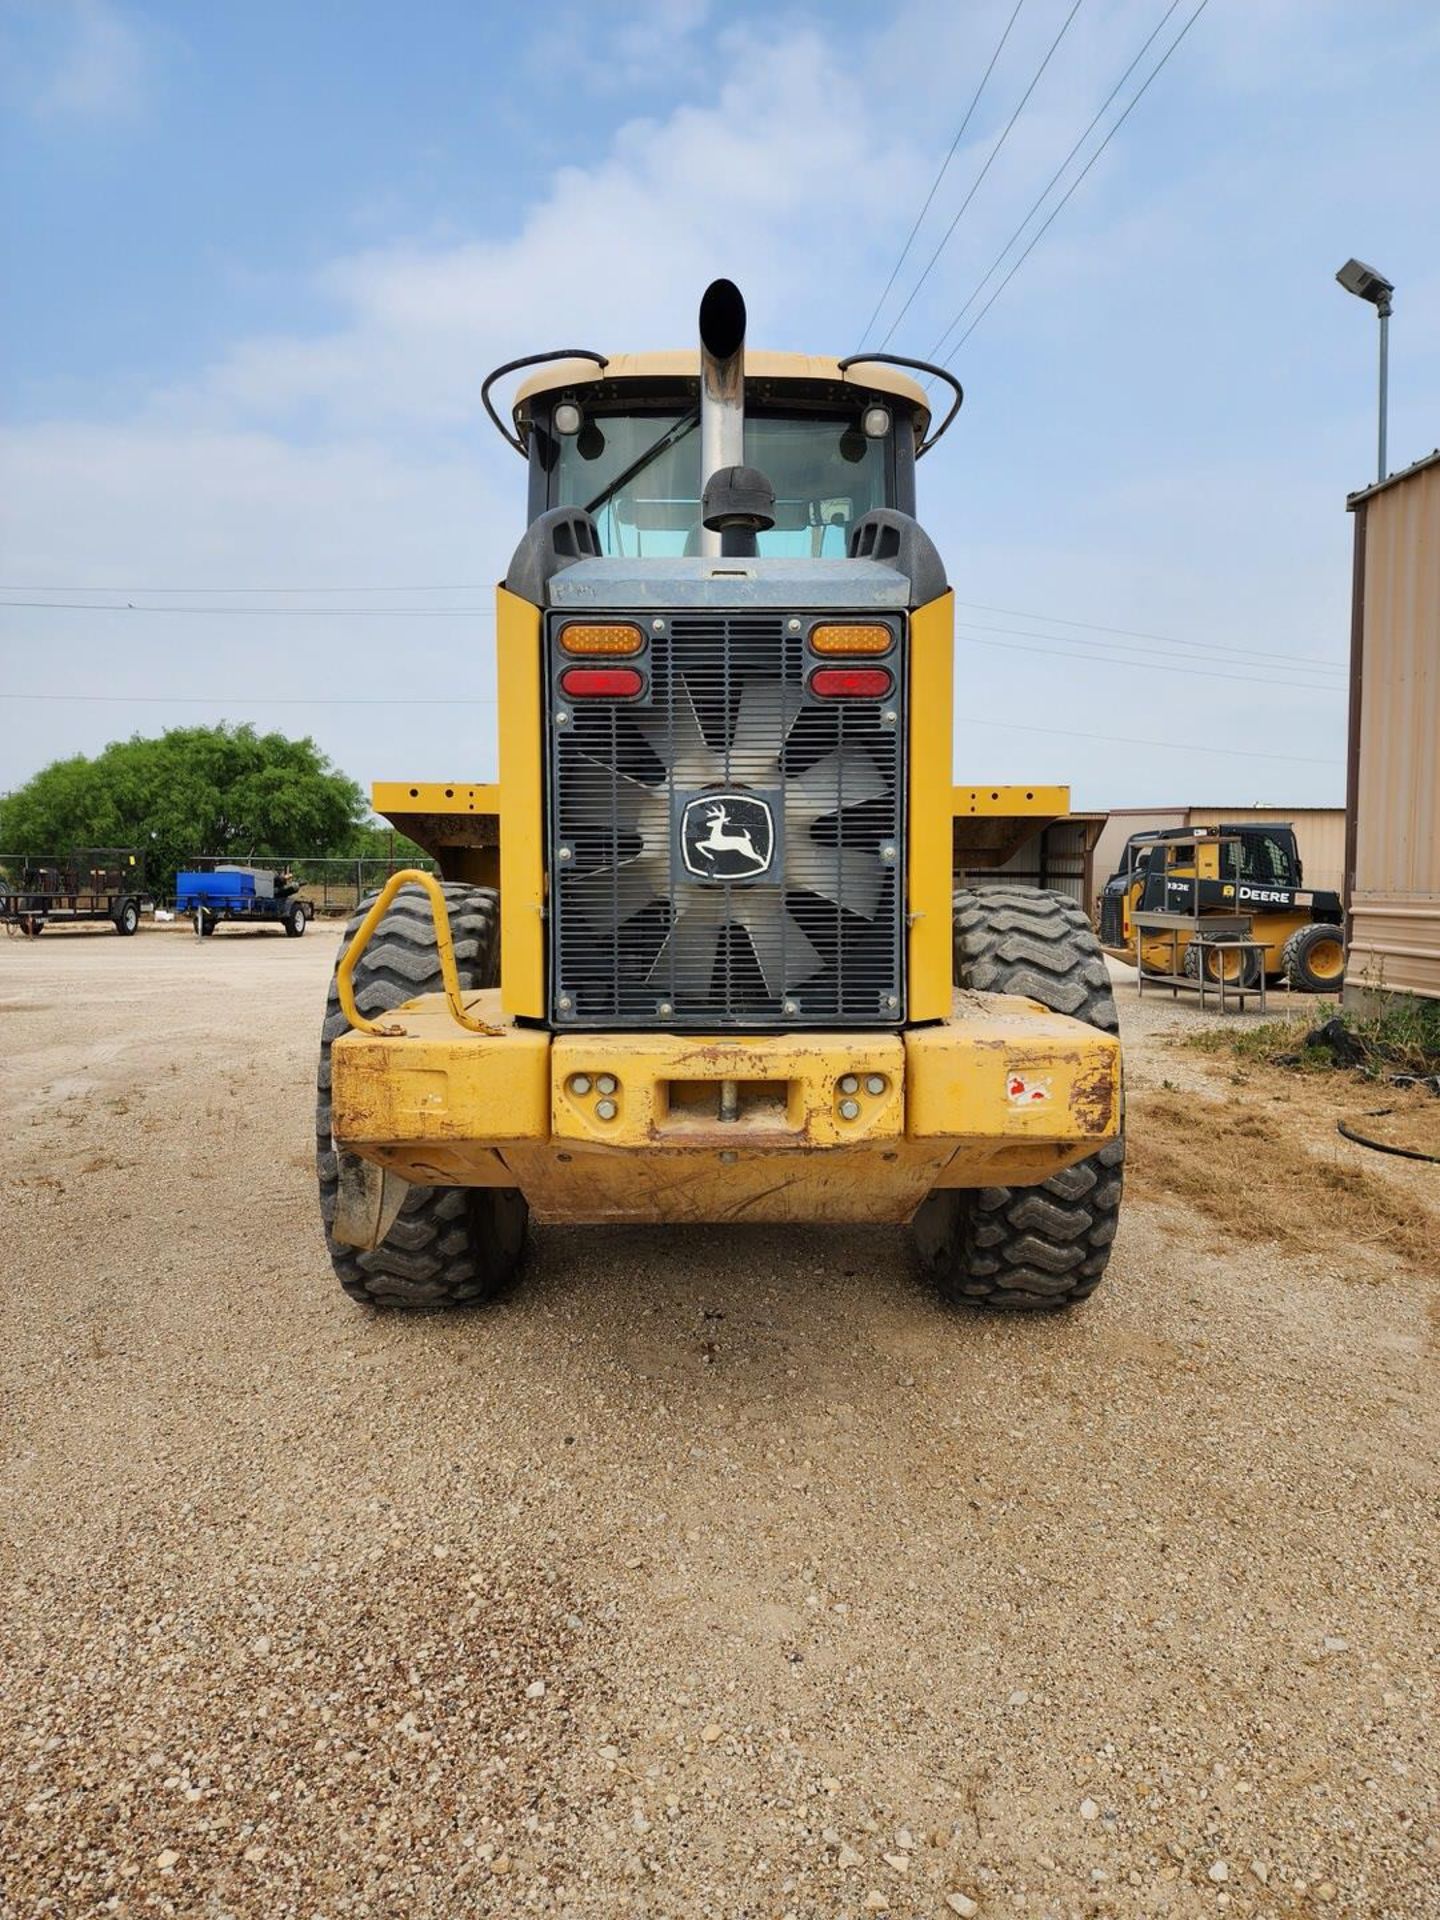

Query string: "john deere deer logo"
[[680, 792, 775, 882], [697, 803, 762, 865]]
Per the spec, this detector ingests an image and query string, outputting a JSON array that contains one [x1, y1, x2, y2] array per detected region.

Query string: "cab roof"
[[510, 350, 932, 443]]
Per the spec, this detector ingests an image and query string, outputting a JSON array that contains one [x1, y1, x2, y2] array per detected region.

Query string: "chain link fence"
[[1, 853, 442, 920]]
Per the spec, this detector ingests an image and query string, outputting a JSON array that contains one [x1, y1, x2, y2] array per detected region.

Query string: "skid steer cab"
[[316, 280, 1124, 1314], [1097, 823, 1346, 991]]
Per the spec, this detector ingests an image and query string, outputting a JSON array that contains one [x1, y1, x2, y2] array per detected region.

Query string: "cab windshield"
[[549, 411, 892, 557]]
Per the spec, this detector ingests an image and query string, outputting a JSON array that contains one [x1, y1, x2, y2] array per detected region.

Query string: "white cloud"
[[177, 21, 919, 437], [32, 0, 145, 120], [5, 17, 920, 788]]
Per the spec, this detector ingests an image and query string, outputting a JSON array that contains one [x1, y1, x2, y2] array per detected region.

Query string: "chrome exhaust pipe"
[[698, 278, 746, 557]]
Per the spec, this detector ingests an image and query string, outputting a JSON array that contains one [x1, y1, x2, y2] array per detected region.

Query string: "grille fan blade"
[[645, 892, 724, 993], [730, 891, 825, 998], [790, 747, 887, 822], [577, 673, 885, 992], [558, 629, 901, 1020]]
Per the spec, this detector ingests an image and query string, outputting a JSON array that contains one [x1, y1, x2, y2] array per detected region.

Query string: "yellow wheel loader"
[[317, 281, 1123, 1313]]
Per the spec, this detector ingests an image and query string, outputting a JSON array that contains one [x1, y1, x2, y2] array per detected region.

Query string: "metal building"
[[1345, 449, 1440, 1004]]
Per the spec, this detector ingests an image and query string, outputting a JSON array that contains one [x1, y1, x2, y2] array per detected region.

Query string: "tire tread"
[[916, 887, 1124, 1312], [1282, 921, 1345, 994], [315, 882, 527, 1309]]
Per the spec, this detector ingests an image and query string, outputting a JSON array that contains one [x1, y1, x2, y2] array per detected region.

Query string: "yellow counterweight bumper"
[[330, 992, 1120, 1228]]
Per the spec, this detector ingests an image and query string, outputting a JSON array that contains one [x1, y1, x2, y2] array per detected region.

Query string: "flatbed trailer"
[[0, 848, 149, 936]]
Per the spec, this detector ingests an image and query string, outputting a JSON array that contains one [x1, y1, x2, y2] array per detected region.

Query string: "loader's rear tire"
[[911, 888, 1124, 1312], [316, 881, 528, 1309], [1183, 936, 1260, 988], [1283, 921, 1345, 994]]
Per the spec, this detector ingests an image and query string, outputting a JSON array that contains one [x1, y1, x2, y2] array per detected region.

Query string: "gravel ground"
[[2, 927, 1437, 1919]]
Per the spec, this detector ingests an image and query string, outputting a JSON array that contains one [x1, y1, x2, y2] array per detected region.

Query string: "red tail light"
[[560, 666, 644, 699], [809, 666, 893, 699]]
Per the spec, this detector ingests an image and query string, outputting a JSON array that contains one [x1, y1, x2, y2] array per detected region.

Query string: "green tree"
[[0, 724, 372, 891]]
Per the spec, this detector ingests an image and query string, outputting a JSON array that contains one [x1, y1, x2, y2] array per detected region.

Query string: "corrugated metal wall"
[[1090, 810, 1187, 894], [1348, 455, 1440, 1001], [958, 820, 1092, 907]]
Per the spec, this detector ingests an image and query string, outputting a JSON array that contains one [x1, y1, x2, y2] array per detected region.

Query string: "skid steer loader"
[[1097, 823, 1346, 991], [317, 281, 1123, 1312]]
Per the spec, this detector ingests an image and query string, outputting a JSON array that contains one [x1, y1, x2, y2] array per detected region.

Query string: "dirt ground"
[[2, 926, 1437, 1920]]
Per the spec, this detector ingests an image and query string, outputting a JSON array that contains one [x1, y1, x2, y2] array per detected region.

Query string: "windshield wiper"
[[584, 407, 701, 521]]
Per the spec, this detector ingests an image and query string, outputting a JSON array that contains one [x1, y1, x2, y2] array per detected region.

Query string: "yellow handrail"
[[335, 869, 503, 1036]]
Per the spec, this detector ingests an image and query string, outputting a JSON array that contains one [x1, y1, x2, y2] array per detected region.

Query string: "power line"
[[0, 599, 1346, 682], [940, 0, 1210, 363], [954, 597, 1348, 670], [0, 590, 1346, 679], [8, 625, 1341, 709], [1, 693, 1336, 770], [877, 0, 1086, 350], [957, 617, 1346, 678], [0, 691, 497, 707], [958, 630, 1341, 693], [957, 714, 1338, 769], [0, 599, 494, 617], [928, 0, 1184, 362], [0, 582, 494, 594], [0, 579, 1346, 670], [856, 0, 1026, 347]]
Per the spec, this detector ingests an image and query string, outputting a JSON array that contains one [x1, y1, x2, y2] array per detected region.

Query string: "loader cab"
[[475, 301, 961, 1039], [510, 356, 930, 559]]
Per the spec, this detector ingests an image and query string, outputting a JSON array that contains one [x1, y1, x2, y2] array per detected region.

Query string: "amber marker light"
[[809, 623, 893, 655], [558, 622, 645, 656]]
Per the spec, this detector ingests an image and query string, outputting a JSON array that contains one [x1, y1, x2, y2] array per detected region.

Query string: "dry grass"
[[1186, 997, 1440, 1078], [1129, 1086, 1440, 1279]]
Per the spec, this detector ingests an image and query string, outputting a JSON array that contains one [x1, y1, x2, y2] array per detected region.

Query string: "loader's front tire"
[[912, 888, 1124, 1311], [316, 881, 528, 1309]]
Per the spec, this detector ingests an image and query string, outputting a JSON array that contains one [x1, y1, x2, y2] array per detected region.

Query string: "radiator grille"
[[548, 611, 905, 1028]]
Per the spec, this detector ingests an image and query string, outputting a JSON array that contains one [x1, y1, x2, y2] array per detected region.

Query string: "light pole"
[[1335, 257, 1395, 483]]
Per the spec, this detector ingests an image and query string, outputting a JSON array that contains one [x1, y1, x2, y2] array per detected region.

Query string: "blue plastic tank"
[[176, 869, 255, 909]]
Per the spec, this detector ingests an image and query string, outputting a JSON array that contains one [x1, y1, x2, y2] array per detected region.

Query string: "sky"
[[2, 0, 1438, 815]]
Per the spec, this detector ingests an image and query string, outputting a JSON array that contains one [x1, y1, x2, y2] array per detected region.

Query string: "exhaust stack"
[[698, 279, 746, 557]]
